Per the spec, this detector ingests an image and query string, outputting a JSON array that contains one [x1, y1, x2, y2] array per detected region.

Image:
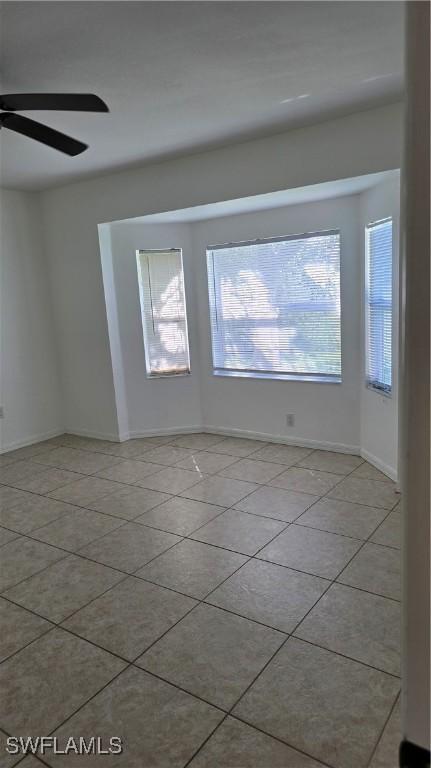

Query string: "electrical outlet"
[[0, 406, 4, 419], [286, 413, 295, 428]]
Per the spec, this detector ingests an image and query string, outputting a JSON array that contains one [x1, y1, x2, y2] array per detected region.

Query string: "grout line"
[[286, 635, 401, 680], [365, 690, 401, 767], [229, 713, 336, 768]]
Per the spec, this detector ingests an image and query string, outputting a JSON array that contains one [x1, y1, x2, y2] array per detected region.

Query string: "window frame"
[[136, 247, 191, 379], [206, 229, 342, 384], [364, 217, 393, 397]]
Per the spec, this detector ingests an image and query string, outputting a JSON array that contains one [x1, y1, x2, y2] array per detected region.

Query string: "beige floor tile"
[[250, 444, 312, 466], [82, 439, 158, 459], [48, 476, 128, 506], [138, 445, 194, 466], [0, 441, 58, 464], [210, 437, 268, 457], [137, 539, 247, 599], [269, 467, 340, 496], [139, 466, 204, 494], [0, 527, 20, 546], [85, 438, 130, 452], [137, 603, 285, 709], [69, 438, 131, 454], [79, 436, 173, 457], [0, 452, 20, 468], [259, 524, 360, 579], [63, 576, 196, 659], [48, 666, 223, 767], [79, 522, 181, 573], [369, 698, 401, 768], [33, 447, 121, 475], [88, 485, 171, 520], [10, 758, 42, 768], [0, 537, 65, 592], [134, 434, 179, 447], [297, 498, 387, 540], [10, 468, 84, 494], [219, 458, 285, 484], [190, 508, 285, 556], [175, 450, 239, 475], [179, 475, 258, 507], [0, 597, 51, 662], [52, 434, 100, 449], [128, 435, 177, 448], [171, 433, 227, 450], [350, 462, 393, 482], [370, 511, 402, 549], [0, 484, 29, 510], [136, 496, 225, 536], [32, 508, 124, 551], [0, 728, 25, 767], [295, 583, 401, 675], [328, 477, 399, 509], [234, 637, 399, 768], [0, 460, 48, 487], [95, 459, 163, 486], [337, 542, 401, 600], [189, 716, 324, 768], [0, 494, 77, 535], [235, 485, 319, 522], [297, 450, 364, 475], [207, 559, 328, 633], [4, 555, 125, 622], [0, 628, 126, 734]]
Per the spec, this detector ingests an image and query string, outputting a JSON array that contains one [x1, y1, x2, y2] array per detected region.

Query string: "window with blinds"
[[206, 231, 341, 380], [365, 218, 393, 394], [136, 249, 191, 377]]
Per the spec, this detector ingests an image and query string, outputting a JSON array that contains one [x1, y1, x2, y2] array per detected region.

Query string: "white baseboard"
[[360, 448, 397, 481], [0, 428, 65, 454], [126, 425, 204, 441], [64, 427, 123, 442], [203, 425, 360, 454], [52, 424, 205, 444]]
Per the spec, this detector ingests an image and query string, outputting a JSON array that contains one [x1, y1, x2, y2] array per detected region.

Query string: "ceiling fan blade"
[[0, 93, 108, 112], [0, 113, 88, 156]]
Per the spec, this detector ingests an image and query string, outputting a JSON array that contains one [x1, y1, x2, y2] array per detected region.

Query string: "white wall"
[[105, 221, 202, 436], [359, 175, 400, 479], [41, 102, 402, 440], [0, 189, 62, 450], [192, 195, 361, 451]]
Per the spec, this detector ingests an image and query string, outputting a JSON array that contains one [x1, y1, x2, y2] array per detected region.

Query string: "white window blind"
[[136, 249, 191, 377], [365, 218, 393, 394], [206, 231, 341, 380]]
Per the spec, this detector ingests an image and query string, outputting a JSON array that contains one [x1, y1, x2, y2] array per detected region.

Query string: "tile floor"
[[0, 433, 402, 768]]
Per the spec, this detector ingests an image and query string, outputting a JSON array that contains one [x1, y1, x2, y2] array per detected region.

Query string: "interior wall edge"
[[0, 428, 64, 455], [359, 448, 398, 482]]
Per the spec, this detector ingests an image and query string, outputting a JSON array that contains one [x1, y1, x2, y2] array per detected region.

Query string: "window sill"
[[213, 370, 342, 384], [146, 371, 191, 380], [366, 383, 392, 399]]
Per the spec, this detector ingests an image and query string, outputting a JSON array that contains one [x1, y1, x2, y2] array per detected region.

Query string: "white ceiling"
[[0, 1, 404, 191]]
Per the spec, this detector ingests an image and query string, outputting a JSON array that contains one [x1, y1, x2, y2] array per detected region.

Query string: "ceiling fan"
[[0, 93, 109, 156]]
